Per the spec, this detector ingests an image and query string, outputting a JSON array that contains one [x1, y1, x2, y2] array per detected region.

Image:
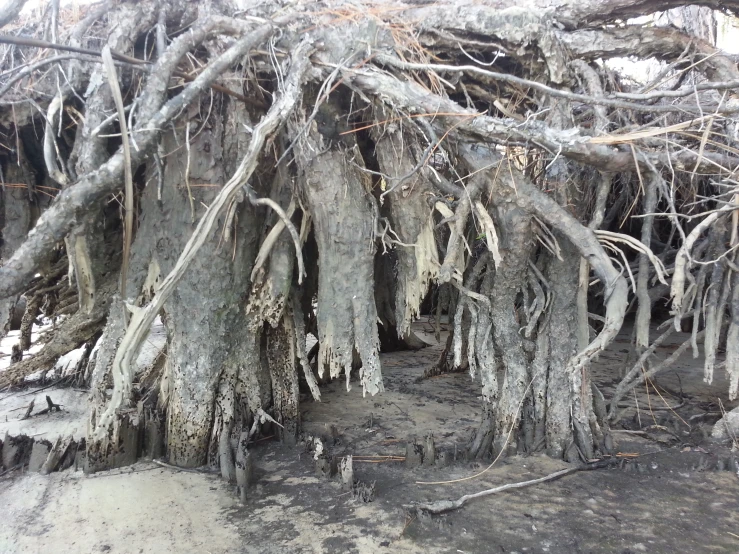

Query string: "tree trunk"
[[462, 144, 615, 461], [293, 116, 383, 396], [372, 115, 439, 347], [88, 94, 268, 469]]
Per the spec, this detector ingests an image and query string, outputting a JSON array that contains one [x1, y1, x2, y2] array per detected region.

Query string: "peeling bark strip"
[[296, 140, 383, 396]]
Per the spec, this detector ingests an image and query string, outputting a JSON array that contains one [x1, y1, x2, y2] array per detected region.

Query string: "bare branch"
[[375, 54, 724, 115], [102, 45, 133, 300], [0, 0, 27, 29], [412, 463, 613, 515], [338, 64, 739, 176], [247, 192, 306, 284], [0, 26, 266, 106], [558, 25, 739, 82], [0, 54, 101, 98]]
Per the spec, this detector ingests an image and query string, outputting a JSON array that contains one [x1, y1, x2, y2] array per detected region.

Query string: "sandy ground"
[[1, 320, 738, 553], [1, 442, 737, 554], [0, 319, 166, 442], [0, 468, 242, 554]]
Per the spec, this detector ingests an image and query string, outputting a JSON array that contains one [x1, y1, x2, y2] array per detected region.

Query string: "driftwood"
[[413, 461, 614, 514]]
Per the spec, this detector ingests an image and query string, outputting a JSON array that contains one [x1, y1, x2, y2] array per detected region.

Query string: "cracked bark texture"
[[156, 102, 263, 467], [0, 147, 33, 339]]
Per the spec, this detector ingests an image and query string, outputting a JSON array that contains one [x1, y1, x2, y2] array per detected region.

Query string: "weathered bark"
[[558, 25, 738, 82], [487, 199, 535, 457], [0, 15, 284, 300], [265, 310, 300, 445], [2, 0, 739, 479], [372, 117, 440, 340], [726, 269, 739, 400], [246, 136, 296, 328], [0, 145, 33, 340], [63, 2, 157, 314], [460, 141, 621, 460], [545, 241, 587, 460], [151, 104, 262, 467], [87, 93, 266, 468], [294, 122, 383, 396], [0, 0, 27, 29], [656, 5, 717, 44], [242, 137, 303, 445], [87, 43, 311, 470], [404, 0, 739, 32], [703, 217, 730, 385]]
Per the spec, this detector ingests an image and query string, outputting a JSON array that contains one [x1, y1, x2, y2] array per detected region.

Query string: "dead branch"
[[0, 287, 108, 388], [20, 399, 34, 420], [247, 192, 306, 284], [339, 64, 738, 176], [0, 0, 27, 29], [101, 45, 133, 300], [0, 32, 264, 105], [412, 461, 613, 515], [375, 54, 725, 114]]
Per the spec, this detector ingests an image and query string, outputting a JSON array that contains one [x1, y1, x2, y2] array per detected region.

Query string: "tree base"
[[86, 405, 165, 473]]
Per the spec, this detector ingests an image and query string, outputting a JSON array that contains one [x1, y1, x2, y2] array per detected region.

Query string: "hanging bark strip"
[[372, 114, 440, 338], [294, 124, 383, 395]]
